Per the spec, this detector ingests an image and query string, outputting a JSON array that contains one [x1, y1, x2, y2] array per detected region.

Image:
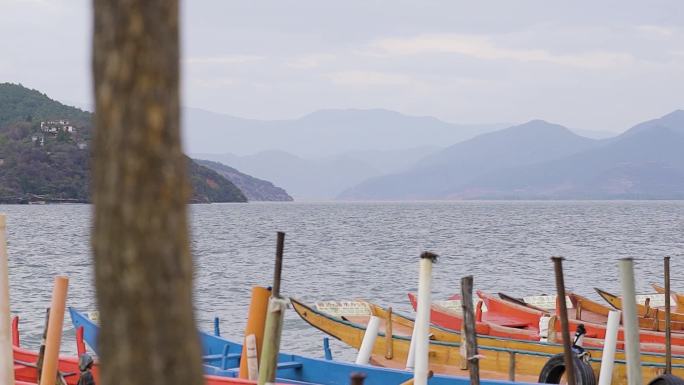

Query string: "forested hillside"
[[0, 83, 246, 203]]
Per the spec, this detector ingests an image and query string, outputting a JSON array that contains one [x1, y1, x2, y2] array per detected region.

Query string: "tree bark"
[[91, 1, 204, 385]]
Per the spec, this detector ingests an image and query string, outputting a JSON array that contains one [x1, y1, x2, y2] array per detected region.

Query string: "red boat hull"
[[408, 292, 684, 354]]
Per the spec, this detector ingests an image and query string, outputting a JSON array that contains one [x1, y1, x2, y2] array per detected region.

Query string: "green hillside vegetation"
[[0, 83, 245, 203], [0, 82, 91, 129], [187, 157, 246, 203]]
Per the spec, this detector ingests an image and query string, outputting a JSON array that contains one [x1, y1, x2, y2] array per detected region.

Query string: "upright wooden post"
[[385, 306, 394, 360], [459, 322, 467, 370], [356, 316, 380, 365], [598, 310, 621, 385], [39, 276, 69, 385], [461, 276, 480, 385], [619, 258, 642, 385], [239, 286, 271, 379], [664, 256, 672, 374], [349, 372, 366, 385], [0, 214, 14, 385], [258, 232, 286, 385], [214, 317, 220, 336], [11, 316, 19, 347], [551, 256, 576, 385], [413, 252, 437, 385]]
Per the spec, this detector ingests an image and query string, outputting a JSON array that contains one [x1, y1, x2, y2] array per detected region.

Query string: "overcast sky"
[[1, 0, 683, 132]]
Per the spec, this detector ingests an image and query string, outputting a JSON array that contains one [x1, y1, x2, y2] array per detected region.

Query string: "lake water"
[[2, 201, 684, 362]]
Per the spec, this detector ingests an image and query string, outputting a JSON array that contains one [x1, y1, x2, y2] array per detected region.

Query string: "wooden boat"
[[409, 291, 684, 354], [596, 288, 684, 323], [291, 297, 684, 385], [11, 316, 96, 385], [407, 292, 540, 340], [486, 291, 684, 348], [651, 284, 684, 309], [569, 292, 684, 333], [11, 315, 255, 385], [69, 308, 520, 385], [502, 292, 684, 333]]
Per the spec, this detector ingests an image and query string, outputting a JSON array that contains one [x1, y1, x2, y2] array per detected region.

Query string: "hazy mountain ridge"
[[339, 120, 599, 200], [194, 159, 293, 201], [455, 111, 684, 199], [341, 111, 684, 200], [194, 150, 382, 200], [193, 145, 445, 200], [183, 107, 505, 156]]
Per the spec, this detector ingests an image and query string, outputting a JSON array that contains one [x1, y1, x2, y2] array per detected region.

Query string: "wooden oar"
[[36, 308, 50, 383]]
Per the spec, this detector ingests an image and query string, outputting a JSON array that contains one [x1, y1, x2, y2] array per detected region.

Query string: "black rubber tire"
[[538, 353, 596, 385], [648, 374, 684, 385]]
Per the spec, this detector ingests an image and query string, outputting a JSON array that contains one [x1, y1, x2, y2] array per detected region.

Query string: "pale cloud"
[[327, 71, 419, 87], [636, 25, 677, 37], [369, 34, 634, 69], [185, 55, 264, 65], [286, 54, 336, 69], [191, 77, 239, 89]]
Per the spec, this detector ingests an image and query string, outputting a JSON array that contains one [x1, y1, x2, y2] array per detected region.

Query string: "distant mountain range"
[[194, 147, 437, 200], [341, 111, 684, 200], [12, 82, 677, 202], [183, 107, 506, 156], [194, 159, 292, 201]]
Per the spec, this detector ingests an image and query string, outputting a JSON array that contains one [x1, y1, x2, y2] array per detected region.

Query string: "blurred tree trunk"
[[91, 1, 204, 385]]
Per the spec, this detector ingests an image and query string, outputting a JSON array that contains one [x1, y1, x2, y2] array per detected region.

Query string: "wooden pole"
[[349, 372, 366, 385], [459, 322, 467, 370], [258, 232, 286, 385], [413, 252, 436, 385], [664, 256, 672, 374], [0, 214, 14, 385], [551, 256, 576, 385], [385, 306, 394, 359], [272, 232, 285, 297], [508, 352, 516, 381], [11, 316, 19, 347], [39, 276, 69, 385], [461, 275, 480, 385], [239, 286, 271, 379], [598, 310, 621, 385], [619, 258, 642, 385], [355, 316, 380, 365], [76, 326, 86, 357]]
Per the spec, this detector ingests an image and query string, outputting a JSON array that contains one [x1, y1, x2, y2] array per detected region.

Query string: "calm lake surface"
[[3, 201, 684, 361]]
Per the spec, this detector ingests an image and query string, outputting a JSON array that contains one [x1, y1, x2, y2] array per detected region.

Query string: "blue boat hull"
[[69, 307, 531, 385]]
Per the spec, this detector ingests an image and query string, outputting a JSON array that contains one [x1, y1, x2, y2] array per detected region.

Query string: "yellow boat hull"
[[291, 298, 684, 385]]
